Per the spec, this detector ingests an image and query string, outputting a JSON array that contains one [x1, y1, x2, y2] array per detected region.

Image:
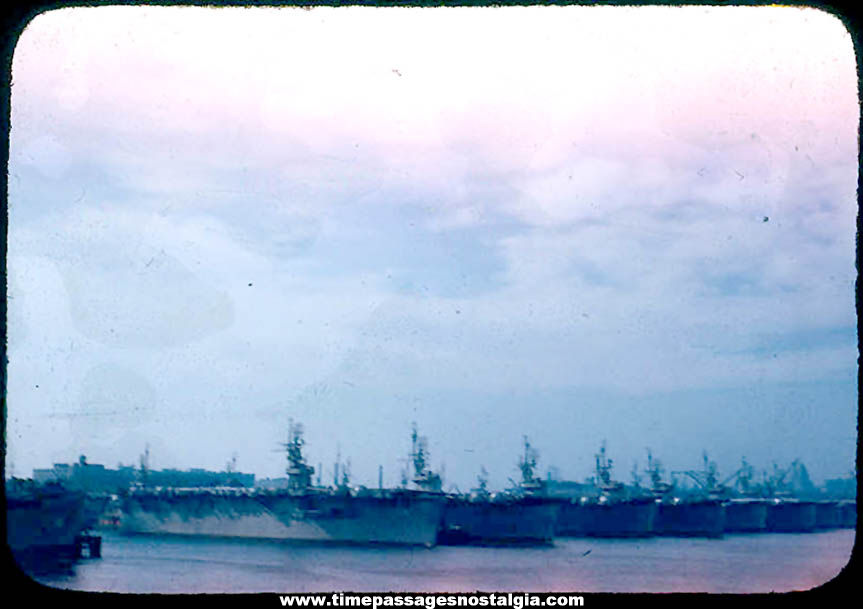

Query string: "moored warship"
[[654, 452, 725, 538], [556, 443, 656, 538], [117, 422, 445, 546], [6, 479, 91, 565], [760, 464, 817, 533], [723, 458, 768, 533], [438, 437, 560, 545]]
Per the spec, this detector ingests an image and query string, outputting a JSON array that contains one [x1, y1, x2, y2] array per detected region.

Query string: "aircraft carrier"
[[438, 438, 561, 545], [33, 430, 855, 546], [757, 463, 818, 533], [556, 443, 656, 538], [117, 422, 445, 546], [647, 451, 726, 538], [721, 459, 767, 533]]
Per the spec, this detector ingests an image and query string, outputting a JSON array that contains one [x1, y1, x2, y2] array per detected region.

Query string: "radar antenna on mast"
[[281, 419, 315, 491], [409, 423, 442, 492], [138, 444, 151, 486], [594, 441, 624, 495]]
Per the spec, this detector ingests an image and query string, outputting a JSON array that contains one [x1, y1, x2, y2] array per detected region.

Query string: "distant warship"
[[38, 423, 854, 548], [722, 458, 769, 533], [655, 452, 725, 538], [760, 463, 817, 533], [438, 437, 560, 545], [117, 422, 445, 546], [556, 443, 656, 538]]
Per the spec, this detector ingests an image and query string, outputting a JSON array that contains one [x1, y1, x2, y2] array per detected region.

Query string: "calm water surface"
[[30, 530, 855, 594]]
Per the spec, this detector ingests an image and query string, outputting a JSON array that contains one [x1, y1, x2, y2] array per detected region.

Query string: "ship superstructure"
[[722, 457, 769, 533], [760, 462, 817, 532], [410, 423, 443, 493], [283, 421, 315, 491], [516, 436, 546, 496]]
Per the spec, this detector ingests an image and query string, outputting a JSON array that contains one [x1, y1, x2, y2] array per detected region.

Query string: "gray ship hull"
[[766, 500, 817, 532], [814, 501, 842, 529], [555, 500, 592, 537], [557, 498, 656, 538], [7, 487, 88, 560], [724, 499, 768, 533], [118, 489, 444, 547], [656, 499, 725, 537], [439, 497, 560, 545], [838, 501, 856, 528]]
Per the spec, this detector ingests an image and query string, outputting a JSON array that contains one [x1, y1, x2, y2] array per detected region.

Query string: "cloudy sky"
[[6, 5, 857, 491]]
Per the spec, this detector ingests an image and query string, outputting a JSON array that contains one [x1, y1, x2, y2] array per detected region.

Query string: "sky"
[[5, 5, 858, 492]]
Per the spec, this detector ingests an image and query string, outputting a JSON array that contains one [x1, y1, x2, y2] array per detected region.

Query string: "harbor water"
[[27, 529, 855, 594]]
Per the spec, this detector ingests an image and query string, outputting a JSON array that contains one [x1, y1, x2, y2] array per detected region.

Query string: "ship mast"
[[672, 451, 728, 499], [517, 436, 544, 494], [474, 466, 490, 498], [735, 457, 757, 496], [339, 458, 352, 490], [645, 449, 673, 497], [762, 462, 793, 498], [595, 441, 613, 488], [594, 441, 623, 495], [284, 420, 315, 492], [138, 444, 151, 487], [410, 423, 442, 492]]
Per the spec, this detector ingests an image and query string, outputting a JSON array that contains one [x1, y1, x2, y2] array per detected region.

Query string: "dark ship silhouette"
[[556, 443, 657, 538], [6, 478, 103, 568], [438, 436, 560, 545], [21, 425, 855, 551]]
